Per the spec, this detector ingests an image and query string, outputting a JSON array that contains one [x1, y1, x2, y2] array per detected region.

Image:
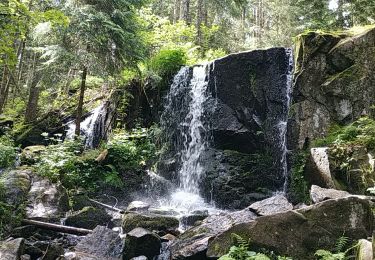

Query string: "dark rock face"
[[288, 28, 375, 150], [207, 197, 374, 259], [159, 48, 293, 208], [74, 226, 123, 259], [123, 228, 161, 260]]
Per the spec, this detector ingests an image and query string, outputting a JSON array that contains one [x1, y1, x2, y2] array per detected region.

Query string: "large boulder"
[[305, 148, 335, 188], [20, 145, 46, 165], [73, 226, 123, 260], [122, 212, 179, 233], [0, 238, 25, 260], [170, 209, 256, 259], [158, 48, 294, 208], [289, 27, 375, 150], [207, 197, 373, 259], [123, 228, 161, 260], [310, 185, 350, 203], [26, 175, 69, 221], [0, 169, 32, 205], [65, 206, 111, 229], [357, 239, 373, 260]]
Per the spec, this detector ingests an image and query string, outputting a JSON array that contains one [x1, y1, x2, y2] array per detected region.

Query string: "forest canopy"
[[0, 0, 374, 130]]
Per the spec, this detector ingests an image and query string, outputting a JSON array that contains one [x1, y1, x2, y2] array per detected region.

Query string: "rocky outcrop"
[[1, 169, 32, 205], [26, 175, 69, 221], [289, 27, 375, 150], [158, 48, 293, 208], [305, 147, 335, 188], [207, 196, 373, 259]]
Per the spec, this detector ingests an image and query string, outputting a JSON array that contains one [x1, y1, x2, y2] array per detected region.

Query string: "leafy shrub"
[[0, 135, 16, 169], [315, 236, 358, 260], [289, 151, 310, 204]]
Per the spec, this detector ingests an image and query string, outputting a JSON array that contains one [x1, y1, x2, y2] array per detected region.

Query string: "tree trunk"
[[24, 72, 42, 123], [337, 0, 346, 28], [180, 0, 190, 24], [0, 67, 10, 114], [196, 0, 203, 48], [22, 219, 92, 235], [173, 0, 181, 23], [203, 0, 208, 26], [75, 66, 87, 136]]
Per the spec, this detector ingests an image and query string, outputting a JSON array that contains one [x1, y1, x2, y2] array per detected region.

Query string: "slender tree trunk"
[[173, 0, 181, 23], [24, 73, 42, 123], [180, 0, 190, 24], [337, 0, 346, 28], [241, 6, 247, 43], [196, 0, 203, 48], [203, 0, 208, 26], [0, 67, 9, 114], [75, 66, 87, 136]]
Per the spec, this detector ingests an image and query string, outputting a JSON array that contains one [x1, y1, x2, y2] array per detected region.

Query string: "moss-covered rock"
[[20, 145, 46, 165], [0, 169, 32, 205], [289, 26, 375, 150], [207, 196, 373, 259], [122, 212, 179, 233], [65, 207, 111, 229]]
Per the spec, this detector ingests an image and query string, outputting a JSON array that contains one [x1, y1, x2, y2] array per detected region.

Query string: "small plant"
[[315, 236, 358, 260]]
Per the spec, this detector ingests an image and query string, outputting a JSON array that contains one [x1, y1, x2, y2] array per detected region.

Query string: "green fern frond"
[[335, 236, 349, 253]]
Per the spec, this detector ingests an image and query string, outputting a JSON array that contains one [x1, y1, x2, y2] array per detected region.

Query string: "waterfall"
[[66, 104, 105, 148], [159, 64, 214, 213]]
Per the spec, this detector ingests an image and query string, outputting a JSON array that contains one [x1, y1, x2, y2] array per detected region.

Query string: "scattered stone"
[[20, 254, 30, 260], [248, 194, 293, 216], [130, 256, 147, 260], [310, 185, 350, 203], [1, 169, 32, 205], [180, 212, 209, 228], [127, 201, 150, 212], [21, 145, 46, 165], [26, 175, 69, 221], [0, 238, 25, 260], [65, 206, 112, 229], [74, 226, 123, 259], [122, 212, 179, 233], [207, 197, 373, 259], [357, 239, 373, 260], [148, 208, 179, 216], [123, 228, 161, 260], [305, 148, 336, 188]]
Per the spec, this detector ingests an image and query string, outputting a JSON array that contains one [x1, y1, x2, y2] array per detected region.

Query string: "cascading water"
[[66, 104, 104, 148], [158, 64, 215, 214]]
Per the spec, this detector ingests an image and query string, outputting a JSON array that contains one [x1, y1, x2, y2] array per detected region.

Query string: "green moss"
[[122, 212, 179, 233], [289, 151, 311, 204]]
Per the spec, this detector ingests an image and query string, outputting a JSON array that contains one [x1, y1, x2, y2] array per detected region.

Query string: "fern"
[[335, 236, 349, 253]]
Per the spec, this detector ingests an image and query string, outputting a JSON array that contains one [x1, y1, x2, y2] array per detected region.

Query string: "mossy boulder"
[[290, 26, 375, 150], [20, 145, 46, 165], [207, 197, 373, 259], [0, 169, 32, 205], [122, 212, 179, 233], [65, 207, 111, 229]]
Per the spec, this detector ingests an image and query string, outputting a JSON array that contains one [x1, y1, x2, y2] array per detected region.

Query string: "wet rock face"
[[123, 228, 161, 260], [289, 28, 375, 150], [207, 197, 374, 259], [65, 206, 112, 229]]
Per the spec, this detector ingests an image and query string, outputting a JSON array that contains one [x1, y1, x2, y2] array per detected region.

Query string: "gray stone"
[[0, 238, 25, 260], [310, 185, 350, 203], [357, 239, 373, 260], [130, 256, 147, 260], [65, 206, 112, 229], [248, 194, 293, 216], [1, 169, 31, 205], [74, 226, 123, 260], [305, 148, 335, 188], [124, 228, 161, 260], [207, 197, 373, 259], [26, 175, 69, 221], [127, 201, 150, 212]]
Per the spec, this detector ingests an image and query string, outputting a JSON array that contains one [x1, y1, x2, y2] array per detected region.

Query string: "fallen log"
[[88, 198, 124, 214], [22, 219, 92, 235]]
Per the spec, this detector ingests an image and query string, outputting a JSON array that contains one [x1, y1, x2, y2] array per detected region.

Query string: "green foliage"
[[219, 234, 292, 260], [312, 117, 375, 150], [289, 151, 310, 204], [148, 48, 187, 80], [315, 236, 358, 260], [0, 135, 16, 169]]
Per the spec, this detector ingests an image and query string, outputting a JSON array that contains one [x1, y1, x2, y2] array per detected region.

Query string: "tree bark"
[[22, 219, 92, 235], [180, 0, 190, 24], [75, 66, 87, 136], [196, 0, 204, 48], [173, 0, 181, 23], [24, 72, 42, 123], [0, 67, 10, 114]]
